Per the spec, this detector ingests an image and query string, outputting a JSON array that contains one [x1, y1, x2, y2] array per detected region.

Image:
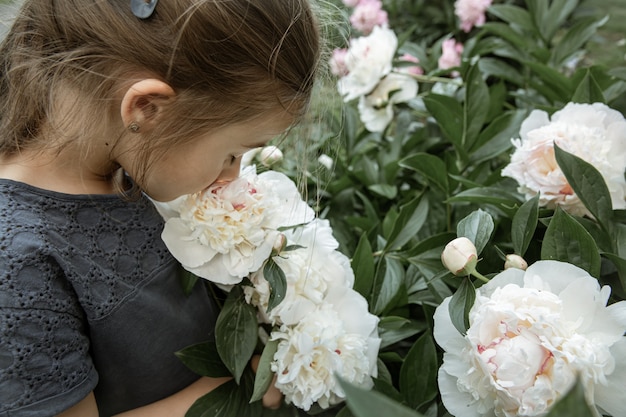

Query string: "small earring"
[[128, 122, 140, 133]]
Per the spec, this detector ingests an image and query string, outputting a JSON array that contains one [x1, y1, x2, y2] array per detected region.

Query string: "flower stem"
[[471, 270, 490, 284]]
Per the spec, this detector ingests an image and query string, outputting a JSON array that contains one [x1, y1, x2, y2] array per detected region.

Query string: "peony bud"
[[504, 254, 528, 270], [259, 145, 283, 167], [441, 237, 478, 276], [318, 154, 334, 170], [272, 233, 287, 255]]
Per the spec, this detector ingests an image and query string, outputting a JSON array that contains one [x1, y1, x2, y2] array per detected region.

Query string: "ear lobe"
[[120, 79, 176, 130]]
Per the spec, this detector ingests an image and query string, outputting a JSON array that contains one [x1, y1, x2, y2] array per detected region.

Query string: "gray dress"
[[0, 179, 218, 416]]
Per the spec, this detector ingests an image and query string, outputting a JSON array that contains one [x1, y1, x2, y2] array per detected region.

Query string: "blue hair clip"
[[131, 0, 158, 19]]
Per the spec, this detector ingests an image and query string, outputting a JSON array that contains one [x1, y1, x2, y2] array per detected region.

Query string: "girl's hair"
[[0, 0, 321, 184]]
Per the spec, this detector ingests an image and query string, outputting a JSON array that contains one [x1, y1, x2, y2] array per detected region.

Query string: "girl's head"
[[0, 0, 321, 200]]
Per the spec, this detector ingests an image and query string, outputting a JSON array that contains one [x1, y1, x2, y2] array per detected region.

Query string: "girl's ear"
[[120, 79, 176, 131]]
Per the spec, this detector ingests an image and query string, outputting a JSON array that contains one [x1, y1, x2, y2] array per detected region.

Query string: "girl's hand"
[[250, 354, 282, 409]]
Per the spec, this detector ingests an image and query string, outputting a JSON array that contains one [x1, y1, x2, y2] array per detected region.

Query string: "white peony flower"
[[244, 218, 354, 326], [502, 102, 626, 217], [434, 260, 626, 417], [357, 72, 418, 132], [337, 25, 397, 101], [157, 167, 314, 284], [270, 285, 380, 411]]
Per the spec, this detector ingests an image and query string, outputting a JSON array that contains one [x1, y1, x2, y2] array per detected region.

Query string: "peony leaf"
[[463, 63, 490, 151], [178, 267, 199, 296], [448, 277, 476, 336], [511, 194, 540, 256], [554, 143, 613, 230], [487, 4, 534, 31], [544, 377, 595, 417], [399, 152, 449, 194], [541, 208, 602, 278], [338, 377, 425, 417], [601, 253, 626, 296], [372, 257, 405, 315], [186, 369, 261, 417], [215, 286, 258, 384], [249, 339, 278, 404], [377, 316, 426, 349], [446, 187, 520, 218], [551, 15, 608, 67], [456, 209, 494, 255], [399, 333, 438, 409], [175, 341, 231, 378], [423, 94, 466, 161], [352, 234, 375, 300], [263, 258, 287, 314], [571, 68, 605, 104], [384, 194, 429, 251]]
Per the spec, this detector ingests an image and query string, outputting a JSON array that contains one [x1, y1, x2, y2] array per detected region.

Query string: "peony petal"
[[438, 361, 484, 417], [161, 219, 216, 267], [433, 297, 467, 353], [186, 258, 243, 285], [522, 260, 589, 294], [594, 338, 626, 417], [519, 109, 549, 141], [479, 267, 524, 297]]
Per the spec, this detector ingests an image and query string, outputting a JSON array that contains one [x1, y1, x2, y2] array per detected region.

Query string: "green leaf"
[[571, 69, 605, 104], [525, 61, 572, 99], [554, 143, 613, 229], [541, 208, 602, 277], [384, 194, 429, 251], [263, 258, 287, 313], [352, 234, 375, 299], [456, 209, 494, 255], [178, 268, 199, 296], [480, 22, 528, 52], [215, 286, 259, 383], [338, 377, 425, 417], [372, 257, 405, 315], [477, 58, 524, 86], [470, 110, 527, 163], [511, 194, 540, 256], [368, 184, 398, 199], [186, 370, 261, 417], [551, 16, 608, 66], [175, 341, 231, 378], [602, 253, 626, 295], [448, 277, 476, 335], [542, 0, 579, 41], [487, 4, 534, 31], [446, 187, 521, 217], [249, 339, 279, 403], [463, 64, 490, 150], [399, 153, 449, 194], [399, 333, 438, 408], [423, 94, 466, 159], [544, 377, 595, 417], [377, 316, 426, 349]]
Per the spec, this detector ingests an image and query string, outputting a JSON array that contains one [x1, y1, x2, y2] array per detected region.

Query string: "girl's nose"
[[215, 157, 242, 183]]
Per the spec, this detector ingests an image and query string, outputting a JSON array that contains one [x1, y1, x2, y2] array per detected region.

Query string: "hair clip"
[[131, 0, 158, 19]]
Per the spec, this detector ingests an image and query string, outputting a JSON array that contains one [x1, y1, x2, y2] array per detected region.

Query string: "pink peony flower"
[[454, 0, 492, 33], [329, 47, 350, 77], [349, 0, 388, 35], [438, 39, 464, 76], [399, 53, 424, 76]]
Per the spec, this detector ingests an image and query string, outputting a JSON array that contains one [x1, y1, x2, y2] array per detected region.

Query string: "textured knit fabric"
[[0, 179, 218, 417]]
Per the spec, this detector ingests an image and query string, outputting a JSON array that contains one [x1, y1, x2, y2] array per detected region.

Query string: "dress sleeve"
[[0, 248, 98, 416]]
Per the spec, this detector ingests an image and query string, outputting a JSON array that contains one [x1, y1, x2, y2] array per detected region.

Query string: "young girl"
[[0, 1, 321, 416]]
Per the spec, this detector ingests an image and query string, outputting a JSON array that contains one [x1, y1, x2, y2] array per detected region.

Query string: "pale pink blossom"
[[342, 0, 361, 7], [329, 48, 350, 77], [438, 39, 463, 76], [454, 0, 492, 32], [399, 53, 424, 76], [349, 0, 388, 34]]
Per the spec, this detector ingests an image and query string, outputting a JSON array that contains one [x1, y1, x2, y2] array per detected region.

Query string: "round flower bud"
[[441, 237, 478, 276], [504, 254, 528, 270], [259, 145, 283, 167], [272, 233, 287, 255]]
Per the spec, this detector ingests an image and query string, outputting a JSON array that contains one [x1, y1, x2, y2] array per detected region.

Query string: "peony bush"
[[157, 0, 626, 416]]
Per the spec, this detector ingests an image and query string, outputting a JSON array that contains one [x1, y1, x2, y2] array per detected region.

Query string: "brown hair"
[[0, 0, 321, 185]]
